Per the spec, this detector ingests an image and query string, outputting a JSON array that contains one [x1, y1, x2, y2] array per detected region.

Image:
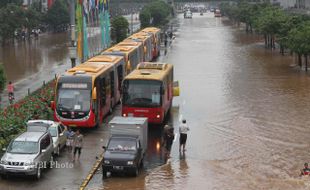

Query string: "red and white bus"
[[51, 55, 125, 128], [121, 62, 179, 124]]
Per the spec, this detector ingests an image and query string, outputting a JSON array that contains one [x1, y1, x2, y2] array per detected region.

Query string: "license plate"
[[113, 166, 123, 170], [69, 124, 77, 127]]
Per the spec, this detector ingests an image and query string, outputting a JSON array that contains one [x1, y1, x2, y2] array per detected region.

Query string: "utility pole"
[[69, 0, 77, 68], [131, 12, 134, 35]]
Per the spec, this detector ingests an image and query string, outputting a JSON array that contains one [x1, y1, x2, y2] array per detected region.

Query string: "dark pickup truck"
[[102, 117, 148, 177]]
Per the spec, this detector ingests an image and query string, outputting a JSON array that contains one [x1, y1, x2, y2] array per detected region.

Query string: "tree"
[[45, 0, 69, 32], [0, 4, 24, 44], [139, 0, 171, 28], [0, 0, 22, 8], [140, 8, 151, 28], [287, 22, 310, 70], [111, 16, 129, 43], [0, 64, 6, 93]]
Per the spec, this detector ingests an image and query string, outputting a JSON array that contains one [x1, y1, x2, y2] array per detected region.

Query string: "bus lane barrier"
[[79, 153, 104, 190]]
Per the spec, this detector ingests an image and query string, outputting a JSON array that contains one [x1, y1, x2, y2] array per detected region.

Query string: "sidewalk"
[[0, 62, 70, 108]]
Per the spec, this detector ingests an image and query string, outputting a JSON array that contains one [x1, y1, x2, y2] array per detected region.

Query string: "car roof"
[[15, 132, 47, 142], [27, 120, 59, 128]]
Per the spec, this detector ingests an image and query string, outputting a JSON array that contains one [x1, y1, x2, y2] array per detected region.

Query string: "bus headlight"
[[156, 114, 160, 118], [123, 113, 127, 117]]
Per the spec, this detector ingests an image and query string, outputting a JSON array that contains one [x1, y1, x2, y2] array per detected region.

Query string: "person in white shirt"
[[179, 119, 189, 152]]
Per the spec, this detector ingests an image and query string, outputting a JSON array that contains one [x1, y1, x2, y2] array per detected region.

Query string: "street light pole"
[[69, 0, 77, 68]]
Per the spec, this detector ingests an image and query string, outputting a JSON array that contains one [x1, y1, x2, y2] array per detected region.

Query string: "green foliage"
[[0, 64, 6, 92], [140, 8, 151, 28], [140, 0, 172, 28], [0, 4, 24, 41], [111, 16, 129, 43], [45, 0, 70, 32], [0, 80, 55, 152], [0, 0, 22, 8], [287, 21, 310, 55]]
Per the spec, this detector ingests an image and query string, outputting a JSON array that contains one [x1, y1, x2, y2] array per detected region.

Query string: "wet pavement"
[[2, 11, 310, 190]]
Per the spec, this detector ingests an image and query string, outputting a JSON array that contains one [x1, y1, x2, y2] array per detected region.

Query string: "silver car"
[[27, 120, 67, 156], [0, 131, 53, 179]]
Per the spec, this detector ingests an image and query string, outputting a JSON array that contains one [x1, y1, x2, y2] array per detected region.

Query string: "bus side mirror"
[[51, 101, 55, 110], [173, 81, 180, 96], [92, 87, 97, 100]]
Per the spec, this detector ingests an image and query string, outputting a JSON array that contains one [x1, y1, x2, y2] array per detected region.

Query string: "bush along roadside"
[[0, 80, 55, 153]]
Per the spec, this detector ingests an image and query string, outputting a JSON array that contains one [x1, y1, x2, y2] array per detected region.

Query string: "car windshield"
[[122, 80, 162, 107], [48, 127, 57, 137], [57, 88, 91, 112], [7, 141, 39, 154], [107, 138, 136, 151]]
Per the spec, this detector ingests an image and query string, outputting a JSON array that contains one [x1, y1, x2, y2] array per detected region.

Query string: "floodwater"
[[90, 13, 310, 189], [2, 12, 310, 190], [0, 27, 103, 83]]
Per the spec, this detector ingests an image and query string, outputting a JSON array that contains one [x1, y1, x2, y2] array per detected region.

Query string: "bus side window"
[[117, 64, 123, 90], [101, 78, 106, 105]]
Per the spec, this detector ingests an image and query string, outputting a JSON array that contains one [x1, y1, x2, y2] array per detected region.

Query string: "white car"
[[184, 10, 193, 19], [27, 120, 67, 156]]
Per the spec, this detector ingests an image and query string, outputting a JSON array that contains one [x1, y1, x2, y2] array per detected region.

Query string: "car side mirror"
[[102, 146, 106, 152], [173, 81, 180, 96]]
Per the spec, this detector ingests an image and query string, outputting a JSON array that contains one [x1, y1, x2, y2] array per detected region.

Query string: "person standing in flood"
[[179, 119, 189, 152], [165, 127, 175, 158], [73, 130, 83, 161]]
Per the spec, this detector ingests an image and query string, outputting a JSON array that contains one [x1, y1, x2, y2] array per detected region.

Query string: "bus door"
[[129, 50, 139, 71], [116, 61, 124, 102], [110, 69, 115, 107]]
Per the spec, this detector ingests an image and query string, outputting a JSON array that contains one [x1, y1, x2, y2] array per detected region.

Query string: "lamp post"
[[69, 0, 76, 68]]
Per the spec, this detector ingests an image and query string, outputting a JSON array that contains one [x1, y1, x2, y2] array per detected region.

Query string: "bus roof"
[[66, 61, 113, 78], [126, 35, 151, 43], [116, 41, 143, 48], [124, 62, 173, 81], [103, 45, 137, 55], [141, 27, 161, 33], [88, 55, 124, 64]]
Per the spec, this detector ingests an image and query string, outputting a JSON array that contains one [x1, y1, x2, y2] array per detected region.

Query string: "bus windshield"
[[123, 80, 162, 107], [57, 89, 91, 112]]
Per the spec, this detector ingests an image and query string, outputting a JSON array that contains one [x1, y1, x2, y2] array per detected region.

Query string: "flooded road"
[[2, 12, 310, 190], [151, 13, 310, 189], [91, 13, 310, 189]]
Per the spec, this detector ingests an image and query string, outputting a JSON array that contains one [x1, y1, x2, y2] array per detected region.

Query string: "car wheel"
[[56, 146, 60, 156], [36, 167, 41, 180], [132, 166, 139, 177], [102, 171, 107, 179], [140, 159, 144, 168], [0, 174, 8, 179]]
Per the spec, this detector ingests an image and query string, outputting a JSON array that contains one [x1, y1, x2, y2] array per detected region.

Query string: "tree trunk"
[[298, 54, 302, 68], [264, 34, 267, 47]]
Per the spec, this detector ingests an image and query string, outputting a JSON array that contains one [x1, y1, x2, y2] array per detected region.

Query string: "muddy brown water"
[[2, 12, 310, 190]]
